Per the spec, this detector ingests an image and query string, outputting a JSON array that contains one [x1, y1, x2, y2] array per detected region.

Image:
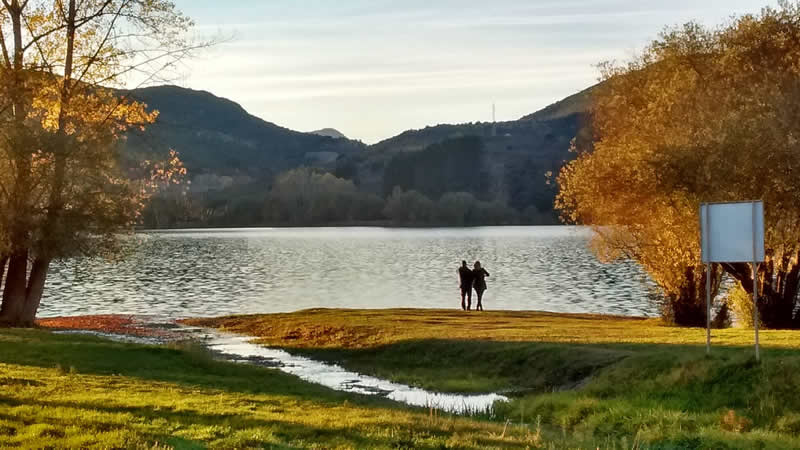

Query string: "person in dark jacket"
[[457, 260, 474, 310], [472, 261, 490, 311]]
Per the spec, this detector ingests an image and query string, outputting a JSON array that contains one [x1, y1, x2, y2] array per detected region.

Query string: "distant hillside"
[[334, 86, 595, 220], [123, 86, 365, 178], [520, 85, 595, 122], [310, 128, 348, 139], [127, 84, 595, 227]]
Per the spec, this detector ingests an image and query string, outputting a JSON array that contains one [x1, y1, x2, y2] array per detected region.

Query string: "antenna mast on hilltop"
[[491, 102, 497, 137]]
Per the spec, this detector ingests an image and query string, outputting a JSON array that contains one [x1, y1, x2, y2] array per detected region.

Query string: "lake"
[[40, 226, 658, 319]]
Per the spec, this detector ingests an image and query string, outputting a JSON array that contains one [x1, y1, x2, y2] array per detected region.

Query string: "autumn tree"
[[0, 0, 196, 325], [557, 2, 800, 327]]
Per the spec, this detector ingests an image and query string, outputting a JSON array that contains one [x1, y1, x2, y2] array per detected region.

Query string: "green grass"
[[0, 329, 553, 449], [187, 308, 800, 448]]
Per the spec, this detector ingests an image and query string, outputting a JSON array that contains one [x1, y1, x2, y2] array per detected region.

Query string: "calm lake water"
[[40, 226, 657, 319]]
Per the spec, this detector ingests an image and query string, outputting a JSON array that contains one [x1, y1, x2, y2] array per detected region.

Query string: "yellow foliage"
[[0, 0, 195, 263], [557, 3, 800, 326]]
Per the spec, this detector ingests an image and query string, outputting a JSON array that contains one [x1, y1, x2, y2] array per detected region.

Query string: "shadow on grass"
[[282, 337, 794, 394], [1, 329, 798, 418], [0, 397, 414, 450], [3, 328, 800, 448], [0, 329, 393, 409]]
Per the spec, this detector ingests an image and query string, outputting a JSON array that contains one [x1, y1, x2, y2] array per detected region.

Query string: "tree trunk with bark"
[[0, 0, 76, 327], [0, 252, 28, 324], [20, 258, 50, 326], [0, 1, 35, 326], [662, 264, 722, 327], [723, 252, 800, 329]]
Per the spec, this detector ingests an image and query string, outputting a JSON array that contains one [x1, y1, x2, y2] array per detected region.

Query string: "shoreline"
[[32, 308, 652, 341], [136, 223, 570, 232]]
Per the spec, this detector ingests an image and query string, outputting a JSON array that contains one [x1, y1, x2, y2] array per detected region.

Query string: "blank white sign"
[[700, 201, 765, 263]]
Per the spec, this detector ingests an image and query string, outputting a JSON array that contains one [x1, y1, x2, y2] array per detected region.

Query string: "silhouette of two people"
[[458, 260, 490, 311]]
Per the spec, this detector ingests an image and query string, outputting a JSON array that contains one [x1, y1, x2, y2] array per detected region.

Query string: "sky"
[[167, 0, 775, 144]]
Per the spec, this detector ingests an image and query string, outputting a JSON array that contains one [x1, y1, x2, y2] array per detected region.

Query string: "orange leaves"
[[36, 314, 179, 339], [556, 4, 800, 301], [135, 148, 189, 214]]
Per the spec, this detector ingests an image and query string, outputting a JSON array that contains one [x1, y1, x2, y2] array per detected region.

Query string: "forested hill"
[[336, 87, 593, 221], [310, 128, 348, 139], [122, 86, 366, 178], [519, 85, 594, 122], [126, 84, 593, 228]]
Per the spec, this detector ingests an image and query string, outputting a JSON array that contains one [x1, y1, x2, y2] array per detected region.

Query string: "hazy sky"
[[169, 0, 774, 144]]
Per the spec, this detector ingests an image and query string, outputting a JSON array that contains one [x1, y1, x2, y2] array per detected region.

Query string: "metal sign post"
[[702, 205, 712, 355], [700, 200, 764, 361], [751, 202, 760, 361], [752, 261, 760, 361]]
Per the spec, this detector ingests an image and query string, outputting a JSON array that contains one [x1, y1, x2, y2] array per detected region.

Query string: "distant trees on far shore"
[[264, 168, 384, 225], [143, 166, 544, 228]]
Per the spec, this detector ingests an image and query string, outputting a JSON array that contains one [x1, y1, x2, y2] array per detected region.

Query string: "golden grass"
[[0, 329, 549, 449], [184, 308, 798, 350], [185, 308, 800, 448]]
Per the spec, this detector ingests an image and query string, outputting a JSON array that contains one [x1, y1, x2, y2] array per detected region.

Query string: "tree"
[[382, 136, 487, 199], [437, 192, 476, 226], [0, 0, 197, 325], [557, 2, 800, 327], [265, 167, 369, 225], [383, 187, 435, 225], [472, 200, 517, 226]]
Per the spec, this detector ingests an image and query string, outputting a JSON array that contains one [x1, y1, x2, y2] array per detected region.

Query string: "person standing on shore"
[[472, 261, 490, 311], [458, 260, 474, 310]]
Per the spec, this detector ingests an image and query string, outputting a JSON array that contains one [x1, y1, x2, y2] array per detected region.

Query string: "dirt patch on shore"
[[36, 315, 183, 340]]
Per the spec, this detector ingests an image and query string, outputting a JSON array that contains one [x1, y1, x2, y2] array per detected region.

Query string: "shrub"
[[720, 410, 752, 433], [726, 283, 759, 328]]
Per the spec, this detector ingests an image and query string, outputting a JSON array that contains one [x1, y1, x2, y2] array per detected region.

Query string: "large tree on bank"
[[0, 0, 194, 326], [557, 2, 800, 328]]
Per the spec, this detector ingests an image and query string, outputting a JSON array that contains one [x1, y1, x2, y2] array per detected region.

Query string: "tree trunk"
[[661, 264, 723, 327], [13, 0, 76, 328], [0, 255, 9, 292], [20, 258, 50, 326], [723, 256, 800, 329], [0, 252, 28, 325], [0, 2, 34, 327]]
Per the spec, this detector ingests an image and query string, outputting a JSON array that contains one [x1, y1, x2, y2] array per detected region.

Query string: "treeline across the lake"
[[144, 167, 554, 228], [557, 3, 800, 329], [141, 134, 560, 228]]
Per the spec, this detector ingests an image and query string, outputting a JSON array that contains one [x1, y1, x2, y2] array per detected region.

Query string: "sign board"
[[700, 201, 765, 263], [699, 200, 765, 361]]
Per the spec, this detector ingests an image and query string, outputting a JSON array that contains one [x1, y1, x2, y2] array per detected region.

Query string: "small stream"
[[190, 327, 508, 414], [56, 325, 508, 415]]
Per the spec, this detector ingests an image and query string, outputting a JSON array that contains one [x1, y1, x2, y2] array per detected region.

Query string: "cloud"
[[169, 0, 770, 143]]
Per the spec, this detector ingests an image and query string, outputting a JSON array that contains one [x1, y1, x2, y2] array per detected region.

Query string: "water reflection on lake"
[[40, 226, 657, 318]]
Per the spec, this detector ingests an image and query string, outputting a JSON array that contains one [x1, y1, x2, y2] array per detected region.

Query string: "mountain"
[[125, 84, 594, 227], [123, 86, 366, 179], [519, 85, 594, 122], [334, 87, 594, 219], [310, 128, 348, 139]]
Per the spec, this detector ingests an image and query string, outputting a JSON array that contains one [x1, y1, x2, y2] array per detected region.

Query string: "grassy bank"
[[0, 328, 548, 448], [188, 309, 800, 448]]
